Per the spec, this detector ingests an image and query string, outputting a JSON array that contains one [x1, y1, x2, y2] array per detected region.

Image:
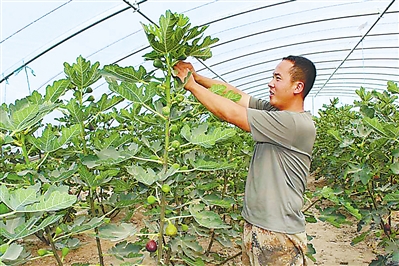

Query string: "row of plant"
[[0, 10, 254, 266], [309, 81, 399, 265]]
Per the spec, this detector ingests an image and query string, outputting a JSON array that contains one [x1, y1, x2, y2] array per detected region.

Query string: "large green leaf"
[[0, 184, 40, 211], [107, 79, 156, 105], [391, 162, 399, 174], [202, 194, 235, 209], [0, 215, 62, 241], [185, 35, 218, 60], [170, 235, 204, 260], [28, 124, 80, 153], [387, 81, 399, 94], [0, 243, 23, 261], [107, 241, 143, 262], [189, 204, 230, 229], [94, 133, 133, 150], [64, 56, 101, 89], [126, 164, 177, 186], [44, 79, 71, 103], [181, 123, 236, 148], [23, 190, 76, 212], [97, 94, 124, 112], [142, 10, 218, 60], [142, 11, 184, 54], [63, 99, 86, 124], [81, 144, 139, 168], [76, 165, 110, 189], [340, 201, 362, 220], [97, 223, 137, 241], [101, 65, 152, 84], [64, 216, 104, 235], [191, 158, 234, 171], [363, 117, 389, 138], [0, 101, 57, 134]]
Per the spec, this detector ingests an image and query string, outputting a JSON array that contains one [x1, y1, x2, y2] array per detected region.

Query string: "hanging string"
[[24, 65, 31, 95]]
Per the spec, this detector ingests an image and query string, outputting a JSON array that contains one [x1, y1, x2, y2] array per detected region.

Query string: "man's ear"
[[294, 81, 304, 95]]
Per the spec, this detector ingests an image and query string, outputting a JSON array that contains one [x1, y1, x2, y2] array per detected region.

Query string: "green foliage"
[[0, 10, 249, 266], [310, 82, 399, 264], [141, 10, 219, 62]]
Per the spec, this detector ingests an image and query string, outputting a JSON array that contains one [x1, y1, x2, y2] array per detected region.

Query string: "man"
[[174, 55, 316, 266]]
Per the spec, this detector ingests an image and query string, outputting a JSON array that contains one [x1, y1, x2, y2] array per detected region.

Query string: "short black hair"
[[282, 55, 316, 98]]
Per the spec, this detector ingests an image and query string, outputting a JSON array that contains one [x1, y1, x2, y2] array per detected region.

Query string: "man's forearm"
[[195, 74, 251, 108], [186, 82, 250, 132]]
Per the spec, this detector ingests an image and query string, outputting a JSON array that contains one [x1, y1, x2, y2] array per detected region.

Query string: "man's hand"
[[173, 61, 197, 90]]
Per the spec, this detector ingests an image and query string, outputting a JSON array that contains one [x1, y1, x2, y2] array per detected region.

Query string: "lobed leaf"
[[98, 223, 137, 241], [44, 79, 71, 103], [181, 124, 236, 148], [64, 56, 101, 89], [189, 204, 230, 229]]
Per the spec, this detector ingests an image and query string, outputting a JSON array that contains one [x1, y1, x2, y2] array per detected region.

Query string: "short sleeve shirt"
[[241, 97, 316, 234]]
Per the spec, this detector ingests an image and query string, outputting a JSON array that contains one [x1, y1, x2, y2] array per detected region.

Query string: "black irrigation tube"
[[0, 0, 148, 84], [313, 0, 397, 96]]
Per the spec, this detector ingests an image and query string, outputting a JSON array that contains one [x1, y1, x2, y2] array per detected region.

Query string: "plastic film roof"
[[1, 0, 398, 114]]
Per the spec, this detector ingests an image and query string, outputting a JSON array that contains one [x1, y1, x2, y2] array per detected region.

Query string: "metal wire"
[[0, 0, 73, 44], [313, 0, 397, 97], [0, 0, 147, 84]]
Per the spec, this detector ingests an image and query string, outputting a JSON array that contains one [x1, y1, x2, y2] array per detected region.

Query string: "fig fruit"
[[146, 240, 157, 252]]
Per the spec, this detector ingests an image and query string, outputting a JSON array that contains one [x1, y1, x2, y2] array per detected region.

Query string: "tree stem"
[[89, 190, 104, 266], [45, 227, 63, 266]]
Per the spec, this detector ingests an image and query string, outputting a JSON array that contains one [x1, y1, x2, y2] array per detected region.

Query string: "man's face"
[[268, 60, 297, 110]]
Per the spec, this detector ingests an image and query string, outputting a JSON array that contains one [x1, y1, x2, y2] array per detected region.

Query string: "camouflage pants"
[[242, 222, 307, 266]]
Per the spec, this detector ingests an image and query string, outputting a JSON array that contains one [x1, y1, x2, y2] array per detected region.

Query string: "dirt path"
[[307, 219, 376, 265]]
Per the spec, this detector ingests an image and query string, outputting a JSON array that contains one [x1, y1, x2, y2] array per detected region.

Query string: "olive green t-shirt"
[[241, 97, 316, 234]]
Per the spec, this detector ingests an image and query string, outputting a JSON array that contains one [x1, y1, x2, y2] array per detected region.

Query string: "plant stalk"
[[158, 191, 166, 263], [216, 251, 242, 266], [45, 227, 63, 266], [205, 229, 215, 256], [157, 56, 173, 264], [89, 189, 105, 266]]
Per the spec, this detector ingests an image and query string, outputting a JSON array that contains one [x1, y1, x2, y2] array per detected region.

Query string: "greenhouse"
[[1, 0, 399, 265]]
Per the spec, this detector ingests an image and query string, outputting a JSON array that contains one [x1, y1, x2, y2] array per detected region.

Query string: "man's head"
[[268, 55, 316, 111], [282, 55, 316, 98]]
